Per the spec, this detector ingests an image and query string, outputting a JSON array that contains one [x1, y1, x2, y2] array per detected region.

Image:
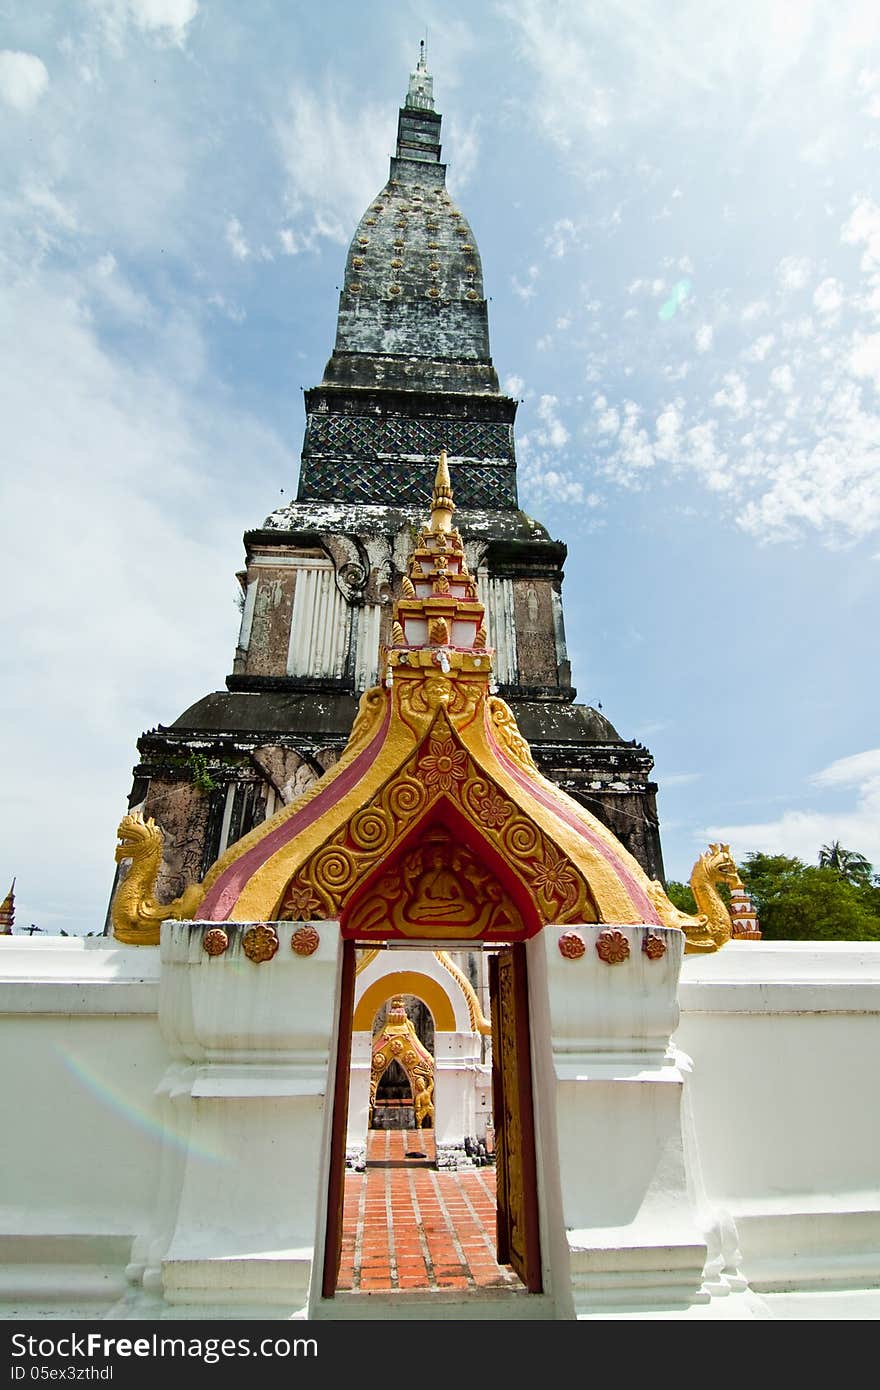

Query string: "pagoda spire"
[[0, 878, 15, 935], [430, 448, 456, 532], [385, 453, 488, 673], [405, 39, 435, 111], [395, 45, 441, 163]]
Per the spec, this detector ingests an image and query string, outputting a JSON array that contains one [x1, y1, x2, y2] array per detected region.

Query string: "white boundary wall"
[[1, 935, 879, 1317], [675, 941, 880, 1293]]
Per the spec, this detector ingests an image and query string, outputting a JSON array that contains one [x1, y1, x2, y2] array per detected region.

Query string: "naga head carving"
[[701, 842, 740, 887], [114, 810, 163, 863]]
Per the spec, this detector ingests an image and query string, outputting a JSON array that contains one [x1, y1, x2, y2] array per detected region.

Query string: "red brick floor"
[[336, 1130, 523, 1293]]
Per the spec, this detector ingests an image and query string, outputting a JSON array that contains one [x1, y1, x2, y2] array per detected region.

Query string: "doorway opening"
[[323, 940, 542, 1299]]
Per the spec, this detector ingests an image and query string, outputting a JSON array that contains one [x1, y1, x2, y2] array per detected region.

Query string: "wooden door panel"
[[490, 944, 542, 1292], [321, 936, 356, 1298]]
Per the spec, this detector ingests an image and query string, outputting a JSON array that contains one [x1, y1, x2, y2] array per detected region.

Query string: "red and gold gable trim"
[[277, 709, 597, 939]]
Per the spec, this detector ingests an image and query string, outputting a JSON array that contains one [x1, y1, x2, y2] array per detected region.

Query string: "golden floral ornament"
[[291, 925, 321, 957], [242, 923, 279, 963], [418, 736, 468, 792], [203, 928, 229, 956], [531, 844, 579, 916], [284, 884, 322, 921], [596, 929, 630, 965], [642, 932, 667, 960], [558, 931, 586, 960], [475, 789, 512, 830]]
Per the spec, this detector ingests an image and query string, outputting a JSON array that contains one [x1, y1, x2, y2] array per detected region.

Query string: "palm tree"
[[818, 842, 873, 885]]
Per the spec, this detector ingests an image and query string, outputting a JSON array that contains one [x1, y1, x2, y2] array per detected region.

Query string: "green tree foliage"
[[817, 841, 873, 885], [664, 880, 697, 915], [739, 851, 880, 941]]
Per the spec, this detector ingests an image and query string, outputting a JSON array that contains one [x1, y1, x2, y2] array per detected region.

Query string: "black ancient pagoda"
[[119, 51, 664, 910]]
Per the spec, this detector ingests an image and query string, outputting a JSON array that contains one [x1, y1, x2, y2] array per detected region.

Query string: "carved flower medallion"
[[476, 790, 512, 830], [642, 933, 667, 960], [291, 926, 320, 957], [418, 736, 467, 792], [596, 929, 630, 965], [558, 931, 586, 960], [242, 924, 279, 963], [203, 928, 228, 957]]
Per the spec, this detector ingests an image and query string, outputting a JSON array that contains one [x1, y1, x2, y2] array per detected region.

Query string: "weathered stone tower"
[[117, 52, 664, 914]]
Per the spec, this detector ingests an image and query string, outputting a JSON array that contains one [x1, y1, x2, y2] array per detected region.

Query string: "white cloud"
[[0, 272, 289, 936], [777, 255, 812, 290], [849, 332, 880, 388], [742, 333, 776, 362], [812, 748, 880, 789], [129, 0, 198, 44], [713, 371, 749, 416], [594, 400, 620, 436], [612, 401, 655, 477], [276, 83, 390, 245], [87, 252, 153, 322], [445, 114, 480, 196], [770, 363, 795, 393], [842, 197, 880, 271], [91, 0, 198, 50], [502, 0, 868, 151], [512, 265, 540, 300], [654, 402, 682, 460], [702, 748, 880, 869], [225, 216, 250, 261], [695, 324, 713, 352], [813, 277, 843, 314], [504, 374, 525, 397], [536, 394, 569, 447], [545, 218, 578, 257], [0, 50, 49, 111]]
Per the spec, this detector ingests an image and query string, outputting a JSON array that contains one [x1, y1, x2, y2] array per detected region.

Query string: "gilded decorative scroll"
[[277, 711, 597, 935]]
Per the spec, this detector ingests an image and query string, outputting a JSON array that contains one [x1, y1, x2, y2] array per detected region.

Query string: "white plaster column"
[[152, 920, 342, 1314], [433, 1032, 482, 1152], [476, 572, 517, 684], [528, 924, 711, 1314], [346, 1032, 372, 1163]]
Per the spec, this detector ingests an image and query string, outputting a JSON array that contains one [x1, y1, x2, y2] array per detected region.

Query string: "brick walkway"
[[336, 1130, 522, 1293]]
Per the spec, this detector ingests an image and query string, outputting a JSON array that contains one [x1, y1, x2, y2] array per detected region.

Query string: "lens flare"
[[659, 278, 692, 320], [59, 1048, 232, 1164]]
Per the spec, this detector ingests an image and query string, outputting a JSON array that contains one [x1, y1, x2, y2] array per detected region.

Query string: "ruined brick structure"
[[114, 53, 664, 916]]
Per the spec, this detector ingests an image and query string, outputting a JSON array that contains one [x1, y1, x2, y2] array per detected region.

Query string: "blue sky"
[[2, 0, 879, 935]]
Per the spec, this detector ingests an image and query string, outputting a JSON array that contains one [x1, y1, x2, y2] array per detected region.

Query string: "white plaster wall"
[[4, 934, 880, 1312], [0, 937, 169, 1305], [675, 940, 880, 1289]]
